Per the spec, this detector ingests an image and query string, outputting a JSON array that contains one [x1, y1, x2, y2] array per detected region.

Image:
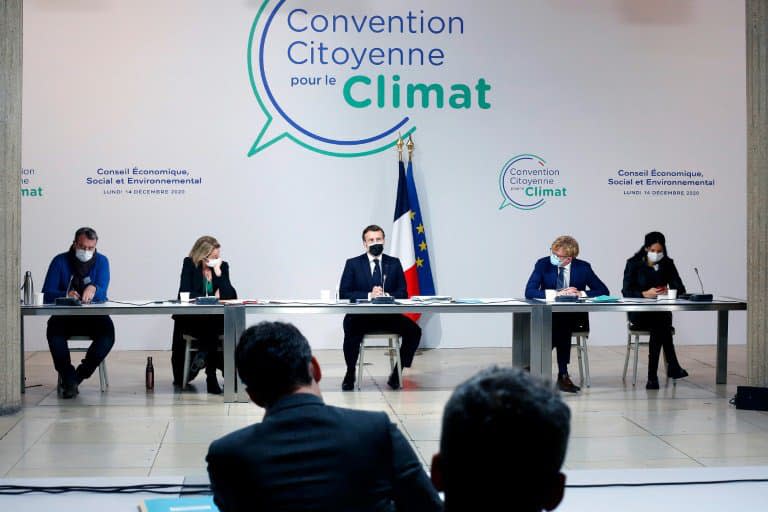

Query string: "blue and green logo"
[[247, 0, 491, 158], [498, 154, 566, 211]]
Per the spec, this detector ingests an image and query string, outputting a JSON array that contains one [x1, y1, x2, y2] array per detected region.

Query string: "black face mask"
[[368, 243, 384, 257]]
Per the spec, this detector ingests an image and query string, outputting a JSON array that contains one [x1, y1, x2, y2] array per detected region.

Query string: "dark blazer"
[[525, 257, 609, 299], [206, 394, 443, 512], [622, 254, 686, 298], [339, 253, 408, 300], [177, 257, 237, 300]]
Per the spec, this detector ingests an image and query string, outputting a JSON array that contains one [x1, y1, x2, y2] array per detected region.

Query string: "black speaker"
[[733, 386, 768, 411]]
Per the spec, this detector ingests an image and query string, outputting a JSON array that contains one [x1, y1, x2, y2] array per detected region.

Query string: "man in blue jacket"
[[206, 321, 443, 512], [338, 225, 422, 391], [42, 227, 115, 398], [525, 235, 609, 393]]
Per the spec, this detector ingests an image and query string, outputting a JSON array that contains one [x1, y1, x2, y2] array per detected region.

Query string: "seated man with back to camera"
[[206, 321, 443, 512], [41, 227, 115, 399], [524, 235, 609, 393], [338, 224, 422, 391], [431, 366, 570, 512]]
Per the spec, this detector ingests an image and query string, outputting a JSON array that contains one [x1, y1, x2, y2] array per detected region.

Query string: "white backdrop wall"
[[20, 0, 746, 354]]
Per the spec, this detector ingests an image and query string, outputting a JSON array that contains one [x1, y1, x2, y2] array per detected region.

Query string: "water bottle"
[[145, 356, 155, 391], [22, 271, 34, 305]]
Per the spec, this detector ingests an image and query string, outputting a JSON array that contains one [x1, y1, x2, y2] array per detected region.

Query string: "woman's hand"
[[642, 287, 660, 298]]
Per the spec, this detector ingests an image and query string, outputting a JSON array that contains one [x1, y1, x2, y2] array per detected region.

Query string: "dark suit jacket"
[[206, 394, 443, 512], [622, 254, 686, 298], [339, 253, 408, 301], [171, 257, 237, 384], [525, 257, 609, 299], [177, 256, 237, 300]]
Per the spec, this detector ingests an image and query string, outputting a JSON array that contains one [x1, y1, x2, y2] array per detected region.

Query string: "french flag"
[[391, 159, 435, 320]]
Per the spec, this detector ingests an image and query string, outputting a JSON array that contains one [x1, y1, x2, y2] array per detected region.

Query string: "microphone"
[[372, 273, 395, 304], [694, 267, 705, 294], [55, 275, 81, 306], [688, 267, 713, 302]]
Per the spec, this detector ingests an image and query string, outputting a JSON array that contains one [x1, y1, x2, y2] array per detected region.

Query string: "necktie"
[[372, 259, 382, 287], [556, 267, 565, 290]]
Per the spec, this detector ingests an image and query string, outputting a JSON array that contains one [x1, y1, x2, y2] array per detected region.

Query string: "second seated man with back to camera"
[[525, 235, 609, 393], [338, 224, 422, 391]]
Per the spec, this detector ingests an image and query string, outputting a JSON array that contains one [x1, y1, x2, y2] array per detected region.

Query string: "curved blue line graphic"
[[259, 0, 409, 146]]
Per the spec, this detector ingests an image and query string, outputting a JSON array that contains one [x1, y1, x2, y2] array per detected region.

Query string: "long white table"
[[19, 299, 546, 403], [3, 466, 767, 511], [19, 296, 746, 403], [542, 297, 747, 384]]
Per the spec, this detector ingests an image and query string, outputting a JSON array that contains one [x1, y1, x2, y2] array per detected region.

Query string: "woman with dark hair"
[[622, 231, 688, 389], [171, 236, 237, 394]]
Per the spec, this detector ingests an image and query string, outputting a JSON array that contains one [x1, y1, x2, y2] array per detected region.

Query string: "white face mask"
[[75, 249, 94, 262], [206, 258, 222, 268], [647, 251, 664, 264]]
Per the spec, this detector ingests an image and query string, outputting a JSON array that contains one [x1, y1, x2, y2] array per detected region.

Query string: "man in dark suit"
[[338, 224, 421, 391], [524, 235, 609, 393], [206, 321, 443, 512], [431, 367, 570, 512]]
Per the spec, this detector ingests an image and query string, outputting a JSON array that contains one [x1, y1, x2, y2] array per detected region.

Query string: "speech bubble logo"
[[498, 153, 562, 210], [247, 0, 416, 158]]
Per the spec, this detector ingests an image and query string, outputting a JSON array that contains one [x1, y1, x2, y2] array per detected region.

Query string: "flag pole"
[[396, 133, 404, 162], [406, 134, 415, 162]]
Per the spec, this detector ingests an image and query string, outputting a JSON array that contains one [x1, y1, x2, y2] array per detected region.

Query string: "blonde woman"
[[172, 236, 237, 394]]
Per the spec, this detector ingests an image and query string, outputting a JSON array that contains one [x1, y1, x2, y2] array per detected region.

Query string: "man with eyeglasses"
[[524, 235, 609, 393], [41, 227, 115, 398]]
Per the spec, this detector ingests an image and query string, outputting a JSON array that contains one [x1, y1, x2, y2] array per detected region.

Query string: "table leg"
[[512, 312, 530, 367], [20, 312, 25, 393], [716, 310, 729, 385], [530, 305, 552, 381], [223, 306, 245, 403]]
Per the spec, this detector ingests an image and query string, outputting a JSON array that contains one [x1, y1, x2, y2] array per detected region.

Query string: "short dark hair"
[[74, 227, 98, 242], [235, 321, 313, 407], [362, 225, 385, 240], [439, 367, 570, 510]]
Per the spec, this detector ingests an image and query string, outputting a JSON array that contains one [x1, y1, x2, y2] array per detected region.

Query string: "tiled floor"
[[2, 344, 767, 478]]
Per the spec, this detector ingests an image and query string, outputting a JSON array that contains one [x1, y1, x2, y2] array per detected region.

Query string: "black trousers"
[[343, 314, 421, 372], [172, 315, 224, 385], [552, 312, 589, 375], [47, 315, 115, 386], [628, 311, 681, 377]]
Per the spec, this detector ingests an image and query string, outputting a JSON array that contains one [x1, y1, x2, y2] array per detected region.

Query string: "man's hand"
[[371, 286, 384, 298], [557, 287, 580, 297], [81, 285, 96, 304], [67, 290, 81, 300]]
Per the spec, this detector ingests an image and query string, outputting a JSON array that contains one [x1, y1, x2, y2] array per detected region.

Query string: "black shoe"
[[557, 375, 580, 393], [206, 373, 222, 395], [190, 351, 207, 373], [341, 371, 355, 391], [387, 368, 401, 390], [60, 381, 79, 399], [668, 367, 689, 380], [646, 376, 660, 390]]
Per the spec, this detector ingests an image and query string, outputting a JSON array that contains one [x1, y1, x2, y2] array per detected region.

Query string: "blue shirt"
[[42, 252, 110, 303]]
